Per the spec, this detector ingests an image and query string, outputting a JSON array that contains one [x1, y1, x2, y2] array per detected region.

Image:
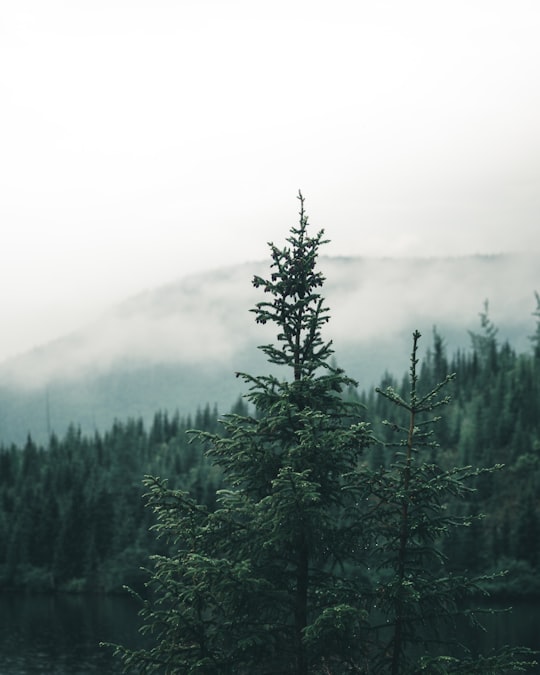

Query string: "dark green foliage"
[[359, 298, 540, 603], [114, 194, 375, 673], [363, 331, 534, 673], [0, 410, 223, 593]]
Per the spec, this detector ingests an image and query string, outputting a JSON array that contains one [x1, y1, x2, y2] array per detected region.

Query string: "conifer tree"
[[113, 193, 374, 673], [366, 330, 534, 673]]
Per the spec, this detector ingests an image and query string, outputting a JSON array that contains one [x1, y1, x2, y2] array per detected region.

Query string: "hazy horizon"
[[2, 2, 539, 362], [0, 250, 538, 446]]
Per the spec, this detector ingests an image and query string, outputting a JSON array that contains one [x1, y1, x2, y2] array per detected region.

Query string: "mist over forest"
[[2, 237, 540, 675], [0, 252, 538, 446]]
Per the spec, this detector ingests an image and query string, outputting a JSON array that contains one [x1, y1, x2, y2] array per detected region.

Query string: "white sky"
[[1, 0, 540, 362]]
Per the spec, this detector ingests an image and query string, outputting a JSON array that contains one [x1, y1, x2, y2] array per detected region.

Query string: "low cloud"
[[1, 254, 538, 391]]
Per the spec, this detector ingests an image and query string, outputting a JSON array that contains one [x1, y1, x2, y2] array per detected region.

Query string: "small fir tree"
[[365, 330, 535, 673]]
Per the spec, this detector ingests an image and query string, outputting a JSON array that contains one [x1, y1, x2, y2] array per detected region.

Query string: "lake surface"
[[0, 593, 142, 674], [0, 593, 538, 673]]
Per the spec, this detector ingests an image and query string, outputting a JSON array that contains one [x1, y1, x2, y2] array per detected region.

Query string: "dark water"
[[0, 593, 142, 674], [429, 602, 540, 672], [477, 602, 540, 657], [0, 594, 538, 673]]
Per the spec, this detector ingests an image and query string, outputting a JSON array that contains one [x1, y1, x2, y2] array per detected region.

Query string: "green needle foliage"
[[365, 330, 535, 673], [114, 193, 374, 674], [112, 195, 536, 674]]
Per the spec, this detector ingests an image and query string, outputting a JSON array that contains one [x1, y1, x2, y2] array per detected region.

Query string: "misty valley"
[[1, 250, 540, 673], [0, 253, 537, 448]]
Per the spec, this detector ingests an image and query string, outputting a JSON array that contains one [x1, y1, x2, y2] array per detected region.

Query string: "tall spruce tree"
[[113, 193, 374, 673]]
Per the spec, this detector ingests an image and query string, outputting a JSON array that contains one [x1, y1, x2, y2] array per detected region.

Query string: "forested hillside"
[[0, 253, 537, 447], [1, 300, 539, 597]]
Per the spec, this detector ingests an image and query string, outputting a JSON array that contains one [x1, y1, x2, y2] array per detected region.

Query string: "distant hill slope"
[[0, 254, 538, 445]]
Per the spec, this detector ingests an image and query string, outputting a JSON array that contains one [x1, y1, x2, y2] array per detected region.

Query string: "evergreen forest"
[[2, 303, 539, 600], [1, 199, 539, 671], [0, 403, 226, 594]]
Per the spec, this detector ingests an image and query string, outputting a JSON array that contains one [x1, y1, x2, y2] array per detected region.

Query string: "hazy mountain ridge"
[[0, 253, 538, 445]]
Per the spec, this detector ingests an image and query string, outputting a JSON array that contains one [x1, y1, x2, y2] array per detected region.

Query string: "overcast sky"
[[1, 0, 539, 363]]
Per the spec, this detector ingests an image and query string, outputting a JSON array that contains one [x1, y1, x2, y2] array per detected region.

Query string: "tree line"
[[0, 404, 226, 593]]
